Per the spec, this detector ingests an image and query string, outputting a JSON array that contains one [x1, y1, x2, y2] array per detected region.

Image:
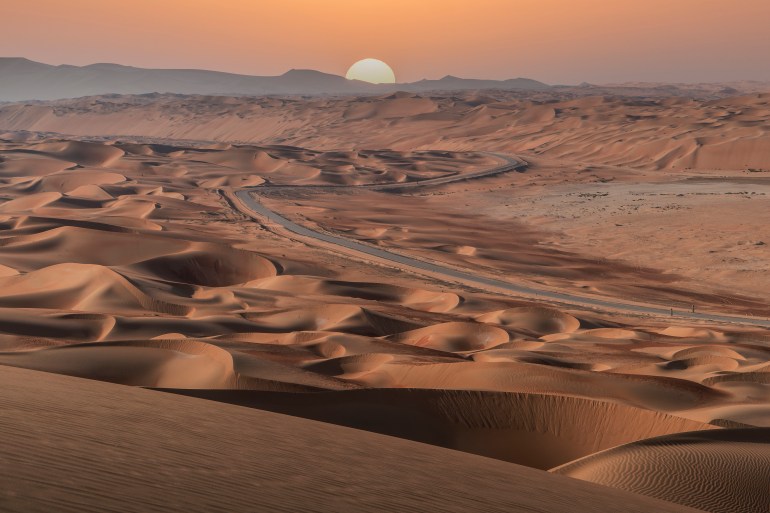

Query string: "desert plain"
[[0, 87, 769, 512]]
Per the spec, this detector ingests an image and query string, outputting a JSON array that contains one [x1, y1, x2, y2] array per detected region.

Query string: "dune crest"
[[553, 429, 770, 513]]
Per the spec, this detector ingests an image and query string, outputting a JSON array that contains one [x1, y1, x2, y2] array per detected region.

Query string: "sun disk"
[[345, 58, 396, 84]]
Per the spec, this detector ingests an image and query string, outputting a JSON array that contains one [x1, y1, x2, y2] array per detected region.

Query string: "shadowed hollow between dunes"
[[163, 388, 714, 470]]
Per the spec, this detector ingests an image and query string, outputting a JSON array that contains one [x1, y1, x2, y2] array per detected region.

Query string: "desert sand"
[[2, 366, 704, 513], [553, 428, 770, 513], [0, 88, 769, 512]]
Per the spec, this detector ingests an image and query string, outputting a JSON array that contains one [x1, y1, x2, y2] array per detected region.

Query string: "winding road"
[[230, 153, 770, 327]]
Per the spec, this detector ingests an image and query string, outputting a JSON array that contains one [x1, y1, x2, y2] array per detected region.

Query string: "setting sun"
[[345, 58, 396, 84]]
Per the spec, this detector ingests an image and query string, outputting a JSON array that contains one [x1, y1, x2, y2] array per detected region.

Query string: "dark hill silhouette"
[[0, 57, 551, 101]]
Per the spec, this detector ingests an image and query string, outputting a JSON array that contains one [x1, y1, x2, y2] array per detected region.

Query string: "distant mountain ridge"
[[0, 58, 551, 101], [407, 75, 549, 92]]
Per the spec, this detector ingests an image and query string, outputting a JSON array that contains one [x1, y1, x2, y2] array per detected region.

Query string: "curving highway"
[[230, 153, 770, 327]]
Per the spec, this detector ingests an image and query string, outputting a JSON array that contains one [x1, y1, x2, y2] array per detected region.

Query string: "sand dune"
[[387, 321, 509, 351], [243, 304, 370, 333], [0, 263, 191, 315], [477, 306, 580, 335], [343, 94, 438, 120], [4, 92, 769, 171], [351, 360, 729, 412], [131, 244, 278, 286], [26, 170, 126, 194], [0, 339, 233, 388], [249, 274, 463, 312], [0, 156, 76, 176], [0, 191, 63, 212], [0, 309, 117, 341], [0, 366, 700, 513], [0, 115, 768, 512], [27, 140, 125, 167], [553, 428, 770, 513], [194, 148, 287, 172], [170, 388, 714, 470]]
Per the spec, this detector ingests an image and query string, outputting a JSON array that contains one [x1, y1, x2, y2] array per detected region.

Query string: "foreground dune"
[[0, 366, 700, 513], [553, 429, 770, 513]]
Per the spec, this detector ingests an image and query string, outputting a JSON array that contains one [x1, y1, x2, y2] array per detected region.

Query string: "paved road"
[[232, 154, 770, 327], [250, 152, 526, 192]]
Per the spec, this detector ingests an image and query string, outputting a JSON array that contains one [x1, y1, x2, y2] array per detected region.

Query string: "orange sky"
[[4, 0, 770, 83]]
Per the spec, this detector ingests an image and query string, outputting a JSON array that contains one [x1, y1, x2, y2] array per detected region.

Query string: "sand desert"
[[0, 92, 768, 511], [2, 1, 770, 512]]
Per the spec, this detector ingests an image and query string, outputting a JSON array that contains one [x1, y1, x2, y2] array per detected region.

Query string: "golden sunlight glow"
[[345, 58, 396, 84]]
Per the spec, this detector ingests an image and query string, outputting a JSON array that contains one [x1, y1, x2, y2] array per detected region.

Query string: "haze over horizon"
[[5, 0, 770, 85]]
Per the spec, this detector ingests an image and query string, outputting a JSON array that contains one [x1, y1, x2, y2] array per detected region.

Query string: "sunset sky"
[[4, 0, 770, 84]]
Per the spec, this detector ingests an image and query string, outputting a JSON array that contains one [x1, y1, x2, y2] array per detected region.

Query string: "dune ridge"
[[3, 92, 770, 171], [553, 428, 770, 513], [0, 365, 705, 513]]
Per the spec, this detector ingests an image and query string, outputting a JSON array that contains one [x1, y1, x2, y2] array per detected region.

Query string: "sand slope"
[[0, 366, 699, 513], [3, 91, 769, 171], [553, 429, 770, 513]]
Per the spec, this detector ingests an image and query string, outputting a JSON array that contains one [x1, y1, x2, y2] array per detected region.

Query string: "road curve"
[[231, 154, 770, 328]]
